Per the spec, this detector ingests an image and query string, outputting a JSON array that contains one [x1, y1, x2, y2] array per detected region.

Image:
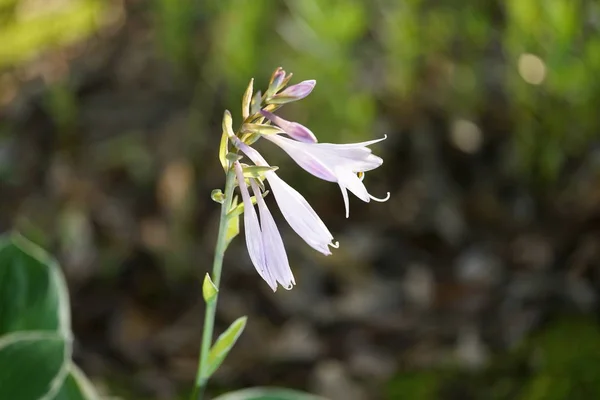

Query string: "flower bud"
[[271, 80, 316, 103], [260, 110, 318, 143], [266, 67, 287, 97]]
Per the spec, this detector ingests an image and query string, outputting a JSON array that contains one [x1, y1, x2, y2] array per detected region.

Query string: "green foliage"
[[519, 318, 600, 400], [203, 273, 218, 303], [203, 316, 248, 381], [54, 363, 101, 400], [386, 317, 600, 400], [0, 233, 99, 399], [224, 195, 241, 249], [387, 371, 440, 400], [0, 234, 68, 335], [0, 0, 108, 67], [0, 333, 67, 399]]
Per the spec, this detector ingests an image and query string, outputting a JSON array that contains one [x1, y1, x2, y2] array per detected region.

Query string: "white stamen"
[[369, 192, 391, 202]]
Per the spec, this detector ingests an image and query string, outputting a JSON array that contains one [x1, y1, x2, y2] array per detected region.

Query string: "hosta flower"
[[256, 116, 390, 217], [234, 138, 337, 256], [222, 69, 388, 290], [233, 161, 295, 291]]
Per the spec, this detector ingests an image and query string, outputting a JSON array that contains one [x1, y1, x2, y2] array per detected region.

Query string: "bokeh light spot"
[[450, 119, 483, 154], [518, 53, 546, 85]]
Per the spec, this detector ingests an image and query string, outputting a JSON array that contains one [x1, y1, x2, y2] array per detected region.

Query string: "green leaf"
[[265, 95, 300, 105], [226, 152, 243, 163], [0, 233, 99, 400], [222, 110, 235, 137], [242, 165, 278, 180], [227, 191, 269, 220], [0, 233, 69, 336], [241, 123, 284, 136], [202, 273, 218, 303], [211, 189, 225, 204], [53, 363, 100, 400], [219, 131, 229, 171], [224, 196, 240, 248], [242, 78, 254, 119], [203, 316, 248, 380], [213, 387, 326, 400], [220, 110, 235, 171], [250, 90, 262, 116], [0, 332, 68, 400], [243, 132, 262, 146]]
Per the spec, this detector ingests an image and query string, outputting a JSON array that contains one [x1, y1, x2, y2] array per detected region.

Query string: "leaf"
[[227, 191, 269, 220], [211, 189, 225, 204], [241, 123, 285, 136], [242, 78, 254, 119], [202, 273, 218, 303], [0, 233, 99, 400], [224, 196, 240, 248], [53, 363, 100, 400], [222, 110, 235, 137], [0, 233, 70, 336], [219, 131, 229, 171], [220, 110, 235, 171], [242, 165, 279, 180], [250, 90, 262, 116], [226, 152, 243, 163], [243, 132, 262, 146], [203, 316, 247, 380], [0, 332, 68, 400], [265, 95, 299, 105], [212, 387, 326, 400]]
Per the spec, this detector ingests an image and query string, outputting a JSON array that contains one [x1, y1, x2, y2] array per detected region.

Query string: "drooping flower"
[[220, 69, 388, 290], [233, 161, 295, 291], [234, 138, 338, 256], [258, 130, 390, 218]]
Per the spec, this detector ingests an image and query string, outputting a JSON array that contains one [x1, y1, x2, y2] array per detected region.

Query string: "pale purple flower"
[[233, 161, 295, 291], [273, 79, 316, 101], [234, 138, 338, 255], [260, 110, 317, 143], [262, 134, 390, 218]]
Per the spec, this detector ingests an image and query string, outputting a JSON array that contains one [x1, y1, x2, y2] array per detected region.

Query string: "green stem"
[[193, 168, 237, 400]]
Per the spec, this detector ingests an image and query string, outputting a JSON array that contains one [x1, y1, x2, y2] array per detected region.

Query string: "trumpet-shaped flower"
[[260, 133, 390, 218], [223, 71, 388, 290], [234, 138, 337, 255], [233, 161, 295, 291]]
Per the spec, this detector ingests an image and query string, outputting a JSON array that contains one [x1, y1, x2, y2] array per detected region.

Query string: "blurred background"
[[2, 0, 600, 399]]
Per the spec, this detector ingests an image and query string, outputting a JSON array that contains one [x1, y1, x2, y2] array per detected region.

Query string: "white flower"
[[233, 161, 295, 291], [261, 133, 390, 218], [234, 139, 338, 255]]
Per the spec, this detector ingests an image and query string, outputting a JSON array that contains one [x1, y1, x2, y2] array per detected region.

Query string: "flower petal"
[[250, 180, 295, 290], [263, 134, 337, 181], [266, 171, 335, 255], [233, 162, 276, 290], [235, 139, 337, 255]]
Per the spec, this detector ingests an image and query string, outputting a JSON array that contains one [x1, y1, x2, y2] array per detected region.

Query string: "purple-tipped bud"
[[266, 68, 287, 97], [270, 67, 286, 86], [276, 80, 316, 100], [260, 110, 318, 143]]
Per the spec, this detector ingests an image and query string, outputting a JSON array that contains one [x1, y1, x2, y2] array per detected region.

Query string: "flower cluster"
[[218, 68, 389, 291]]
